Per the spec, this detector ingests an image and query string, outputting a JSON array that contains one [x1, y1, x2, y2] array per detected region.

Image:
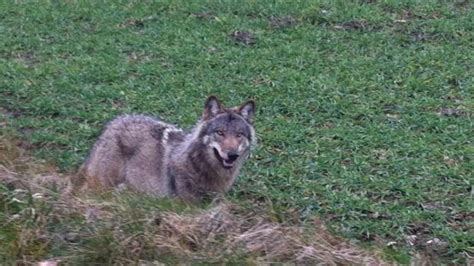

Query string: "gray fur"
[[78, 96, 256, 202]]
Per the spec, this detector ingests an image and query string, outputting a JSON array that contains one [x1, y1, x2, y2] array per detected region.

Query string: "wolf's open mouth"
[[213, 148, 234, 169]]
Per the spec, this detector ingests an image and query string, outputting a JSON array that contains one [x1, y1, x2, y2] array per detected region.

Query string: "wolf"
[[77, 96, 256, 202]]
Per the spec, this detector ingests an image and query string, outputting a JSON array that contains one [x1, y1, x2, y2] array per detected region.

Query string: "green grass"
[[1, 0, 473, 264]]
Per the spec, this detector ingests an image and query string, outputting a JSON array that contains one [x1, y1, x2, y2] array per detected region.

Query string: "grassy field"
[[1, 0, 473, 264]]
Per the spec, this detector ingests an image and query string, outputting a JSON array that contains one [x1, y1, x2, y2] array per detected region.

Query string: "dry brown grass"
[[0, 133, 388, 264], [153, 203, 387, 264]]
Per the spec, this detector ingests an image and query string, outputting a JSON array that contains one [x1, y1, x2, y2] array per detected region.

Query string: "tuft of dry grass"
[[154, 203, 386, 264], [0, 134, 387, 264]]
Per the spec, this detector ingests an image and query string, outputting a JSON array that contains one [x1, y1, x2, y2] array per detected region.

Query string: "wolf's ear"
[[238, 100, 255, 123], [203, 96, 222, 119]]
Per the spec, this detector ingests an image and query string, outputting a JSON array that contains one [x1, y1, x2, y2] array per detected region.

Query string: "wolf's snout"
[[227, 152, 239, 162]]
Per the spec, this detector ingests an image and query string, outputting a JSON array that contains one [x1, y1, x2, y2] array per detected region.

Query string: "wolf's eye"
[[216, 130, 224, 136], [236, 132, 244, 138]]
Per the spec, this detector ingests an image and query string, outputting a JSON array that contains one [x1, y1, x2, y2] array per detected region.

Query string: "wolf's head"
[[198, 96, 256, 170]]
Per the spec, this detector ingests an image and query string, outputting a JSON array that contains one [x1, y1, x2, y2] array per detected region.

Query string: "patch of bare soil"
[[409, 31, 436, 42], [437, 107, 468, 117], [190, 11, 216, 20], [229, 31, 256, 46], [117, 15, 158, 29], [0, 107, 23, 121], [334, 20, 369, 31], [399, 9, 424, 21], [454, 0, 471, 8], [125, 51, 153, 63], [269, 16, 297, 29], [13, 51, 39, 68]]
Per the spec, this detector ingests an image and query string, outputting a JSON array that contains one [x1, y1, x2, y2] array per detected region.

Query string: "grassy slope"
[[0, 0, 472, 263]]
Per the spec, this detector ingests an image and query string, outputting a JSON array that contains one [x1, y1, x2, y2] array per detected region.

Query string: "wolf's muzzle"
[[213, 148, 239, 169]]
